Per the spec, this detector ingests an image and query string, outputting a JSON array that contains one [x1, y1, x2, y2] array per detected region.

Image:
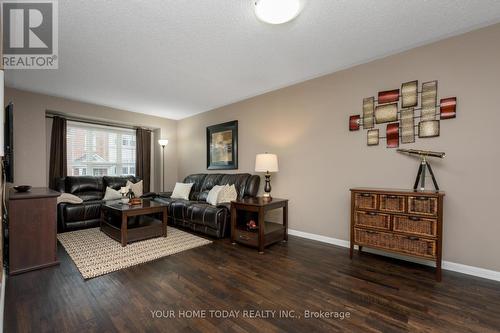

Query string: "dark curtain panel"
[[49, 116, 67, 189], [136, 128, 151, 192]]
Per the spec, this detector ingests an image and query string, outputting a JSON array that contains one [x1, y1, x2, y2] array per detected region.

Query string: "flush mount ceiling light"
[[254, 0, 303, 25]]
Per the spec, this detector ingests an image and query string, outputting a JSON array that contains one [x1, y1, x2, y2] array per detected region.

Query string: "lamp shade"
[[158, 139, 169, 146], [255, 153, 279, 172]]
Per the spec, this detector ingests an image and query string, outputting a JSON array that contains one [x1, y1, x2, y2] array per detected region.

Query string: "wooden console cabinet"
[[7, 188, 60, 275], [350, 188, 444, 281]]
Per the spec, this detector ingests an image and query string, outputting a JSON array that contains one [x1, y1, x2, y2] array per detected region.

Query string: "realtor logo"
[[2, 0, 58, 69]]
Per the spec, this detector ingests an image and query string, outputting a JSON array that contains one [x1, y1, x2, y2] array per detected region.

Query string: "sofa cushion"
[[182, 174, 207, 200], [127, 180, 143, 197], [198, 173, 224, 192], [63, 200, 103, 223], [57, 193, 83, 204], [171, 182, 194, 200], [169, 200, 193, 220], [66, 176, 104, 193], [217, 174, 251, 199], [103, 187, 122, 201], [186, 203, 228, 230]]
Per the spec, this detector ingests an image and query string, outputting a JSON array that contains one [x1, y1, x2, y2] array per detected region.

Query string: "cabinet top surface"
[[232, 197, 288, 206], [350, 188, 445, 196], [8, 187, 60, 200]]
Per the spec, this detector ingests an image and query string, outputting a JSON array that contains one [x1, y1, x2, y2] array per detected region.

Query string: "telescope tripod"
[[413, 157, 440, 191]]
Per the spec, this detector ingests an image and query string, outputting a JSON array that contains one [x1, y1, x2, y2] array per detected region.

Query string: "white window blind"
[[67, 121, 136, 177]]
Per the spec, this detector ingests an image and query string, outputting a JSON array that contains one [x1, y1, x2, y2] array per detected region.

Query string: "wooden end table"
[[100, 199, 168, 246], [230, 197, 288, 254]]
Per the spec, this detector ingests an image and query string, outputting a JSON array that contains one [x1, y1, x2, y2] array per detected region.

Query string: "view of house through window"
[[67, 121, 136, 177]]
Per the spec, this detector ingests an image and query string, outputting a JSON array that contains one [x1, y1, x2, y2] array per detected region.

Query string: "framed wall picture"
[[206, 120, 238, 170]]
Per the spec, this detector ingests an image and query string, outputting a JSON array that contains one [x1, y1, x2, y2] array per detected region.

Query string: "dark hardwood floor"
[[5, 234, 500, 333]]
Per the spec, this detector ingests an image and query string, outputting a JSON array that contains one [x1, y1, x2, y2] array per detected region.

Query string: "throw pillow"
[[57, 193, 84, 204], [126, 180, 143, 198], [206, 185, 225, 206], [218, 184, 238, 203], [171, 182, 194, 200], [103, 186, 122, 201]]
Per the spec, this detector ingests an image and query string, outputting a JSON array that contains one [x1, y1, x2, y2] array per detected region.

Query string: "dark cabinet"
[[7, 188, 60, 275]]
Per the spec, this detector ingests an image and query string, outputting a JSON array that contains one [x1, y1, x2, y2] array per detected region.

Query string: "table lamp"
[[255, 153, 279, 199]]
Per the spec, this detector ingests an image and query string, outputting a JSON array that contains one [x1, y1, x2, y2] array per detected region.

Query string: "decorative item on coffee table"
[[350, 188, 445, 281], [231, 197, 288, 254]]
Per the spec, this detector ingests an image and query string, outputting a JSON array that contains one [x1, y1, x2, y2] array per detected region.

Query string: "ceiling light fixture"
[[254, 0, 303, 25]]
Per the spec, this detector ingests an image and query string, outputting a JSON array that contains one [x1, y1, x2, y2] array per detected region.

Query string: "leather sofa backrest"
[[103, 176, 140, 190], [244, 175, 260, 198], [218, 174, 251, 199], [183, 174, 207, 200], [197, 174, 224, 201], [55, 175, 142, 202], [194, 173, 257, 201], [65, 176, 104, 202]]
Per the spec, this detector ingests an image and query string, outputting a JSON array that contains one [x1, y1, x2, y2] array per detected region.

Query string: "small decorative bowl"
[[13, 185, 32, 192]]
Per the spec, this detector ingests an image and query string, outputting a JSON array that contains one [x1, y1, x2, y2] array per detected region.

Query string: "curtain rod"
[[45, 112, 154, 132]]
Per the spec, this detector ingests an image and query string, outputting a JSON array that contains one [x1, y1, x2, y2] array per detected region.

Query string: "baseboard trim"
[[288, 228, 500, 282], [0, 269, 5, 333]]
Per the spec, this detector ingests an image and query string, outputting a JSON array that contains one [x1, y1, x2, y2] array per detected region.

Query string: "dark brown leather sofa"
[[155, 173, 260, 238], [56, 176, 150, 232]]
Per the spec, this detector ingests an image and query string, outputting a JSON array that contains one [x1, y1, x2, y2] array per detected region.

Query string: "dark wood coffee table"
[[100, 199, 168, 246]]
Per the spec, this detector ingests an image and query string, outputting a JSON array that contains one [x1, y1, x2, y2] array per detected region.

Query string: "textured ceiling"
[[5, 0, 500, 119]]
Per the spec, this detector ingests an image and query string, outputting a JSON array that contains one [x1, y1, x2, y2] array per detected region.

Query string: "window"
[[67, 121, 136, 177]]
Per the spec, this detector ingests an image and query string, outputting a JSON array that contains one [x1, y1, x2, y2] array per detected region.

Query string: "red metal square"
[[440, 97, 456, 119], [378, 89, 400, 104], [349, 115, 360, 131], [386, 123, 399, 148]]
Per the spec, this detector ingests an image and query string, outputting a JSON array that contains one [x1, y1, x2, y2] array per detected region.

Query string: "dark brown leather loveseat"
[[155, 173, 260, 238], [56, 176, 150, 232]]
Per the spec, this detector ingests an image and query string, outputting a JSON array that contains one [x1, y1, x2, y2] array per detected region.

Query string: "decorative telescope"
[[397, 149, 445, 192]]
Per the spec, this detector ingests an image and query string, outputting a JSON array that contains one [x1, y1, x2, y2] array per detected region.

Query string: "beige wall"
[[4, 88, 178, 192], [177, 23, 500, 271]]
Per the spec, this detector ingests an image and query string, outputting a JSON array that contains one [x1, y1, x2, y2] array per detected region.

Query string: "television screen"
[[4, 103, 13, 183]]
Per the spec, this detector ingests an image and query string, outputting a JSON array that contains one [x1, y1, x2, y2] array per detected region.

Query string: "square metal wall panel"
[[421, 81, 438, 121], [367, 129, 379, 146], [418, 120, 440, 138], [363, 97, 375, 129], [401, 80, 418, 108], [400, 108, 415, 144], [375, 103, 398, 124]]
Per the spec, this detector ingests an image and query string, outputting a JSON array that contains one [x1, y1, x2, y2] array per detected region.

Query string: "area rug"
[[57, 227, 212, 279]]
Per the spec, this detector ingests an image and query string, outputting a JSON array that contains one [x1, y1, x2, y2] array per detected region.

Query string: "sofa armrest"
[[141, 192, 157, 199], [57, 203, 67, 233], [216, 203, 231, 211], [157, 191, 173, 198]]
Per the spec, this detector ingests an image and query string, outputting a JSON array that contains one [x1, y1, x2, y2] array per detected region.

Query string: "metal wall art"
[[349, 79, 456, 148]]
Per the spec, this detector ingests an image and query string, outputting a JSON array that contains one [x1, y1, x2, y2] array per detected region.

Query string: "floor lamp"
[[158, 139, 169, 192]]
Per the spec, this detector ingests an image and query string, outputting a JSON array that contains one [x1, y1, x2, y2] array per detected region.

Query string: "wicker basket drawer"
[[379, 194, 405, 213], [393, 215, 437, 238], [354, 228, 436, 259], [354, 211, 390, 230], [408, 196, 438, 216], [354, 193, 377, 210]]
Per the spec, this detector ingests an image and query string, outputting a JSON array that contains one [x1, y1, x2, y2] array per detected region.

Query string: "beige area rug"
[[57, 227, 212, 279]]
